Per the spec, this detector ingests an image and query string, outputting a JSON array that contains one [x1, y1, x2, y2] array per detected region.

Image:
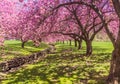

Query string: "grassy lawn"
[[1, 41, 113, 84], [55, 41, 113, 55], [0, 40, 48, 62]]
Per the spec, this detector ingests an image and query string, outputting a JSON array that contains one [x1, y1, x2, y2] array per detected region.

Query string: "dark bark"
[[78, 39, 82, 50], [107, 48, 120, 84], [21, 41, 26, 48], [85, 40, 92, 56], [107, 30, 120, 84], [74, 39, 77, 47], [69, 40, 72, 46], [112, 0, 120, 18], [106, 1, 120, 83]]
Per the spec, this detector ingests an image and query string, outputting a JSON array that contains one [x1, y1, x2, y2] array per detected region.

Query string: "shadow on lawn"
[[2, 42, 111, 84], [5, 64, 107, 84], [4, 52, 110, 84]]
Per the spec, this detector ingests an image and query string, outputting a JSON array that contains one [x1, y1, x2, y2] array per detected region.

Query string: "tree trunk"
[[63, 41, 64, 44], [107, 36, 120, 84], [78, 39, 82, 50], [21, 41, 26, 48], [74, 39, 77, 47], [107, 49, 120, 84], [85, 40, 92, 56], [69, 40, 72, 46]]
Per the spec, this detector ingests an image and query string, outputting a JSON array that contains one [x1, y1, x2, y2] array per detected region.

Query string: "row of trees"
[[0, 0, 120, 83]]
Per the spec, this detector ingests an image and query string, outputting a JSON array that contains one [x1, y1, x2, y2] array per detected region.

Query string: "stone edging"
[[0, 44, 55, 72]]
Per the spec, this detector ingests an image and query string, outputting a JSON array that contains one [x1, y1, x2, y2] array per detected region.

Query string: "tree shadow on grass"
[[6, 65, 53, 84], [3, 52, 110, 84], [4, 64, 107, 84], [1, 42, 111, 84]]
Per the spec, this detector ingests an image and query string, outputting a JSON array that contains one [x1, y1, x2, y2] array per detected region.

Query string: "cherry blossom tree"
[[106, 0, 120, 83], [0, 0, 59, 48], [52, 0, 111, 56], [0, 0, 17, 46]]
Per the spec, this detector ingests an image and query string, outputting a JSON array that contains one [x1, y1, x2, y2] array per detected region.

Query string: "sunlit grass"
[[0, 40, 48, 62], [1, 41, 113, 84], [55, 41, 113, 55]]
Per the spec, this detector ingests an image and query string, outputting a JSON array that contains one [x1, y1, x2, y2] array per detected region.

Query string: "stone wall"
[[0, 45, 55, 72]]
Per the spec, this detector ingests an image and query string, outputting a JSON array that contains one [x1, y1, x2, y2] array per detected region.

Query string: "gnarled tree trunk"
[[78, 39, 82, 50], [107, 32, 120, 84], [21, 41, 26, 48], [69, 40, 72, 46], [85, 40, 92, 56], [74, 39, 77, 47], [107, 47, 120, 83], [107, 1, 120, 82]]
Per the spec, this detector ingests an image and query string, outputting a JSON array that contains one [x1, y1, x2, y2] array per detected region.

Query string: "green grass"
[[0, 40, 48, 62], [1, 41, 113, 84], [55, 41, 113, 54]]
